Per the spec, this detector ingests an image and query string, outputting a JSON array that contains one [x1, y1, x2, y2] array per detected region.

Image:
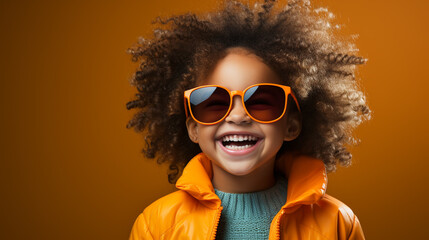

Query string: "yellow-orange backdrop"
[[1, 0, 428, 239]]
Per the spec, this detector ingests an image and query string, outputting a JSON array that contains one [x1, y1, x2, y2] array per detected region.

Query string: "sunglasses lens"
[[244, 85, 286, 121], [189, 87, 230, 123]]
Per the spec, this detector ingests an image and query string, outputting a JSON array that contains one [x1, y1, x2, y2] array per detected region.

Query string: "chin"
[[223, 163, 257, 177]]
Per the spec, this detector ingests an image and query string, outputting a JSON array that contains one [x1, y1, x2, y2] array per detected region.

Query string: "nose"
[[224, 96, 251, 124]]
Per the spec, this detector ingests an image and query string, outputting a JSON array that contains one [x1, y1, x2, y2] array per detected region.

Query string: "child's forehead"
[[198, 48, 282, 89]]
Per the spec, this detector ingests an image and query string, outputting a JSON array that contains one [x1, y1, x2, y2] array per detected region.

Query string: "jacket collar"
[[175, 152, 327, 211]]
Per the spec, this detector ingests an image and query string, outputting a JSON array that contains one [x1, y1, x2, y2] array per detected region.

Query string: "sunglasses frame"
[[184, 83, 300, 125]]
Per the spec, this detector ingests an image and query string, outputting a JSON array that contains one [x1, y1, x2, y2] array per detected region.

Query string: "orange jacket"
[[130, 152, 365, 240]]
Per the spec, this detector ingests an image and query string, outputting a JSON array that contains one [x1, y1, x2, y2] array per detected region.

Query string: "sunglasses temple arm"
[[290, 93, 301, 112], [184, 97, 189, 117]]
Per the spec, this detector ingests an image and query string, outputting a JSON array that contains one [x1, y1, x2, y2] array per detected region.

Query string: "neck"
[[211, 158, 276, 193]]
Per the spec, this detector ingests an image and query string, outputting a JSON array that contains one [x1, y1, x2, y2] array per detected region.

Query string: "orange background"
[[1, 0, 428, 239]]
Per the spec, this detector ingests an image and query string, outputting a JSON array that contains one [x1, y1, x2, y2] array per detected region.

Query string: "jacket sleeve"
[[337, 206, 365, 240], [129, 212, 154, 240]]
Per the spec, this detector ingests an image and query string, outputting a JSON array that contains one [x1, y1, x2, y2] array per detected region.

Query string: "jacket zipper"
[[211, 206, 223, 240], [272, 209, 285, 240]]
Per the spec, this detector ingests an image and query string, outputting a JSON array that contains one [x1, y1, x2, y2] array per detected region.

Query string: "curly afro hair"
[[126, 0, 371, 183]]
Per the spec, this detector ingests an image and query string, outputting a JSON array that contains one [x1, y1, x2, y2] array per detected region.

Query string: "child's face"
[[186, 48, 300, 178]]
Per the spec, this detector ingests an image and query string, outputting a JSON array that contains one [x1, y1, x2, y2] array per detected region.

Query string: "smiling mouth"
[[220, 134, 260, 150]]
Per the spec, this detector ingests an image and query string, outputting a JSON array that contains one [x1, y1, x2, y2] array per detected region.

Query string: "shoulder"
[[144, 190, 197, 215], [284, 194, 364, 239], [315, 194, 365, 239], [130, 190, 207, 239], [318, 194, 357, 220], [142, 190, 199, 225]]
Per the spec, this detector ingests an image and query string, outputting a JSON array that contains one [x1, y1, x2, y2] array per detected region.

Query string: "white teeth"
[[221, 134, 258, 142], [221, 134, 259, 151], [225, 144, 253, 150]]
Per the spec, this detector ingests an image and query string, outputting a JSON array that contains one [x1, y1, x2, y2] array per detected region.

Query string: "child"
[[126, 0, 370, 239]]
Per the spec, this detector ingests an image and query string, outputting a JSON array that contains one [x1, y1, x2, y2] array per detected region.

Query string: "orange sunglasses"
[[184, 83, 300, 125]]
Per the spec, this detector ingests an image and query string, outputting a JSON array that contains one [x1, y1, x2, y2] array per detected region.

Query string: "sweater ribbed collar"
[[214, 175, 288, 217]]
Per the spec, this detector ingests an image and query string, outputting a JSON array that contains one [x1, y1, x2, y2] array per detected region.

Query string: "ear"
[[186, 117, 199, 143], [283, 111, 302, 141]]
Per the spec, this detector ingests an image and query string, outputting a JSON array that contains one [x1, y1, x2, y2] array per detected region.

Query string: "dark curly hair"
[[126, 0, 371, 183]]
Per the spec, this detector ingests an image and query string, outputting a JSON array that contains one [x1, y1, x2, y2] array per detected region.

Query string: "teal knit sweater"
[[214, 175, 288, 240]]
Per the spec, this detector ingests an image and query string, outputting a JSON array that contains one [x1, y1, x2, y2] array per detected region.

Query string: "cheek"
[[196, 126, 219, 160], [264, 120, 288, 142], [196, 125, 218, 145]]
